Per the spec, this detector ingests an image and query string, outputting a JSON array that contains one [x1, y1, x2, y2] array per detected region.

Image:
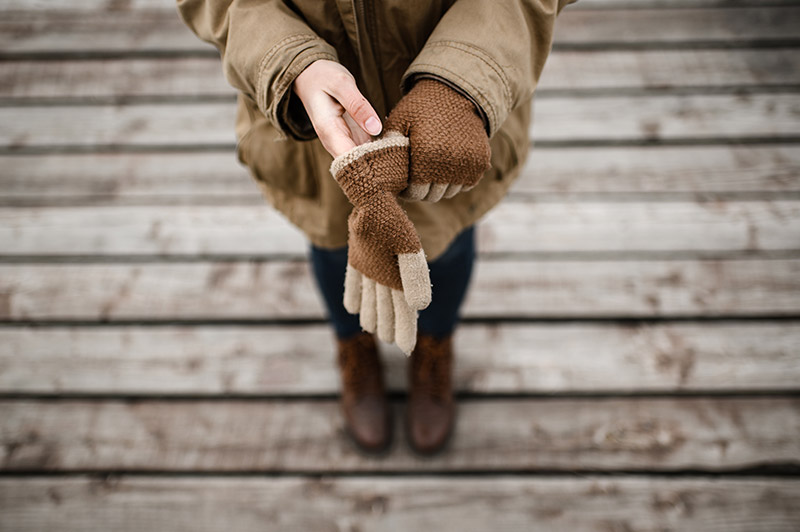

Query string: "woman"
[[177, 0, 575, 455]]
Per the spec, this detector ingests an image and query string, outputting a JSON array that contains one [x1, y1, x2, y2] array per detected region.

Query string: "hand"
[[330, 134, 432, 354], [293, 59, 383, 158], [385, 78, 491, 202]]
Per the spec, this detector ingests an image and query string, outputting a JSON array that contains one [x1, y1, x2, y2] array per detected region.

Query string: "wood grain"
[[2, 49, 797, 101], [2, 94, 798, 150], [1, 322, 798, 395], [1, 476, 799, 532], [1, 397, 798, 471], [2, 145, 797, 204], [1, 259, 798, 320], [2, 8, 796, 56], [1, 201, 797, 256]]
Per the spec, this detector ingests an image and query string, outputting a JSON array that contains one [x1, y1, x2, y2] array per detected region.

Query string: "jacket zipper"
[[353, 0, 388, 116]]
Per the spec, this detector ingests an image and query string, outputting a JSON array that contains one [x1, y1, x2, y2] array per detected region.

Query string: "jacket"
[[177, 0, 576, 261]]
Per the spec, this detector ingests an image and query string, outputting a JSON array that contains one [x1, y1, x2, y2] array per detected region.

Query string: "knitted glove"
[[384, 78, 492, 202], [330, 133, 432, 354]]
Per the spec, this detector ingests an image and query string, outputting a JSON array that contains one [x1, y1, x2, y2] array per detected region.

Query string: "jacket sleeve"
[[176, 0, 338, 139], [402, 0, 576, 138]]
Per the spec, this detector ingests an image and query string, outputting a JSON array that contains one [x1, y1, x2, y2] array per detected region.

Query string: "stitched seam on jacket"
[[419, 40, 513, 110], [275, 49, 339, 139], [255, 34, 315, 113]]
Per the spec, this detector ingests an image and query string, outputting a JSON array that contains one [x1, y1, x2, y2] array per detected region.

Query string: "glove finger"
[[400, 182, 430, 201], [392, 288, 417, 355], [343, 264, 362, 314], [359, 276, 377, 333], [398, 249, 432, 310], [443, 184, 462, 199], [376, 283, 395, 343], [424, 183, 448, 202]]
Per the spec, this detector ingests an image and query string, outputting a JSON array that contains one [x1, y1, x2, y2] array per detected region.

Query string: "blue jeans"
[[310, 226, 476, 340]]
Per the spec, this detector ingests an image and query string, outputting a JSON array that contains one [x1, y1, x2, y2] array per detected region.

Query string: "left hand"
[[384, 78, 491, 202]]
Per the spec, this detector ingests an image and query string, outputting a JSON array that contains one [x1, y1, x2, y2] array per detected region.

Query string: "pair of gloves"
[[329, 79, 491, 354]]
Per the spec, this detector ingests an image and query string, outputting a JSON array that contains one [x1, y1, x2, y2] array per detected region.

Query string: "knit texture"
[[332, 135, 419, 290], [331, 136, 432, 354], [385, 78, 491, 201]]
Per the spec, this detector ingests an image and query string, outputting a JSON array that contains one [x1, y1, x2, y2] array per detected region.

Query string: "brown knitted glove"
[[384, 78, 492, 202], [330, 133, 432, 354]]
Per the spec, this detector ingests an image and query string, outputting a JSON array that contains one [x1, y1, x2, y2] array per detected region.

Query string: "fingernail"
[[365, 117, 382, 136]]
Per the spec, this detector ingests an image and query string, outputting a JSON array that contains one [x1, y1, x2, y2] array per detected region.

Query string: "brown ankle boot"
[[406, 333, 455, 455], [336, 331, 392, 453]]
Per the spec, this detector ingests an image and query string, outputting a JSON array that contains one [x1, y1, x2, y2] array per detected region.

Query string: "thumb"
[[327, 76, 383, 137], [398, 250, 431, 311]]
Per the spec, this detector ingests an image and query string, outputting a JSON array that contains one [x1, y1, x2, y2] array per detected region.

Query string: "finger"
[[343, 112, 373, 146], [443, 184, 463, 199], [326, 74, 382, 136], [343, 264, 362, 314], [359, 276, 378, 333], [397, 249, 432, 310], [376, 283, 395, 343], [400, 182, 430, 201], [314, 113, 358, 158], [423, 183, 448, 202], [392, 289, 417, 356]]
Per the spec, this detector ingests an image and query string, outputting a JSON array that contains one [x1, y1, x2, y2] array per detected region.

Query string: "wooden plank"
[[1, 397, 798, 471], [1, 0, 792, 11], [1, 259, 798, 320], [0, 152, 257, 202], [2, 94, 798, 150], [1, 477, 799, 532], [515, 144, 800, 195], [577, 0, 800, 8], [2, 49, 797, 101], [0, 58, 232, 100], [1, 322, 798, 395], [1, 8, 796, 56], [528, 93, 800, 143], [2, 145, 797, 203], [1, 201, 798, 256], [553, 7, 800, 46], [540, 49, 800, 90]]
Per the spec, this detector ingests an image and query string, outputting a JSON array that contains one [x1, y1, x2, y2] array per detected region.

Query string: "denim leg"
[[417, 225, 476, 339], [308, 244, 363, 340], [309, 225, 476, 341]]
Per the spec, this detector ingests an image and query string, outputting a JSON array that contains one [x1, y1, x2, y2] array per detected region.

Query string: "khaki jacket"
[[177, 0, 576, 260]]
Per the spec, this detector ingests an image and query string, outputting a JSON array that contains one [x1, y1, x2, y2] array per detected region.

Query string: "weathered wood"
[[1, 322, 798, 395], [2, 94, 798, 150], [1, 476, 799, 532], [1, 8, 796, 56], [2, 145, 797, 204], [515, 144, 800, 195], [553, 7, 800, 46], [3, 49, 797, 101], [1, 397, 798, 471], [1, 201, 797, 256], [0, 58, 232, 99], [1, 259, 798, 320], [541, 49, 800, 90], [529, 93, 800, 143], [1, 0, 791, 11]]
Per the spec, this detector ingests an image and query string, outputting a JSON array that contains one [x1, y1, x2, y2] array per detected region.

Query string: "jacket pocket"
[[236, 120, 319, 198]]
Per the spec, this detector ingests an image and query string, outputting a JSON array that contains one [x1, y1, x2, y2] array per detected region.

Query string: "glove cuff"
[[329, 132, 408, 179], [329, 132, 410, 205]]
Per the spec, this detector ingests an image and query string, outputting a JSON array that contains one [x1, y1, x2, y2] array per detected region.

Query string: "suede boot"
[[336, 331, 392, 453], [406, 333, 455, 455]]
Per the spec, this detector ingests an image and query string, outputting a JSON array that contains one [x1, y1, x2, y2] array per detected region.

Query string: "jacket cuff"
[[401, 41, 511, 138], [256, 36, 338, 140]]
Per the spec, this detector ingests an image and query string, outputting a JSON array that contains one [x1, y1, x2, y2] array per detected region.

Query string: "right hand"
[[293, 59, 383, 158]]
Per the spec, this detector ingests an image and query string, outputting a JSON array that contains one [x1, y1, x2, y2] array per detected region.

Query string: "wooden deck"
[[1, 0, 799, 530]]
